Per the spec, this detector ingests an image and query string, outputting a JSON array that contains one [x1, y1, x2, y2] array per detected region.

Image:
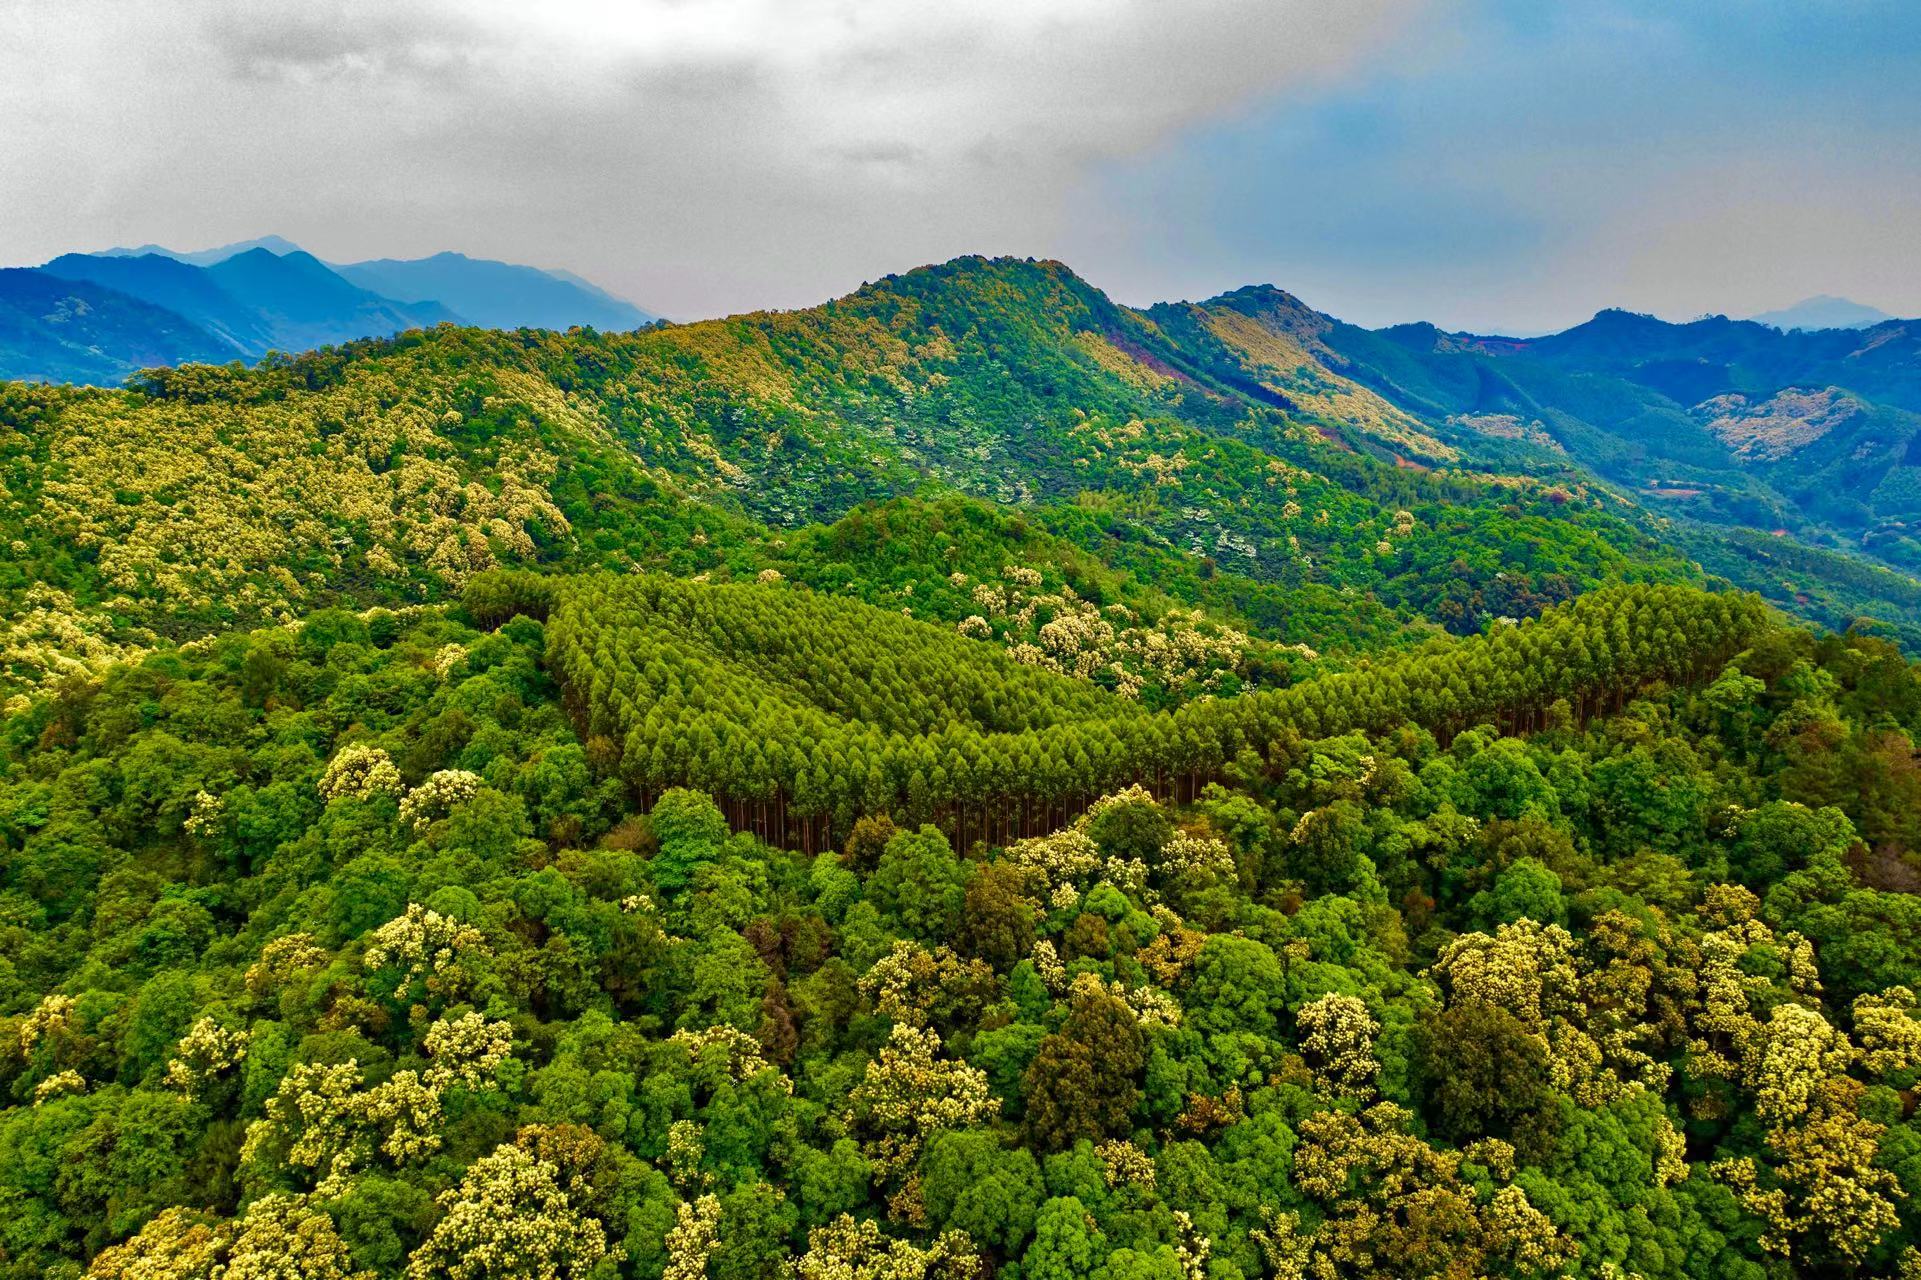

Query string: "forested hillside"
[[0, 257, 1707, 705], [10, 246, 1921, 634]]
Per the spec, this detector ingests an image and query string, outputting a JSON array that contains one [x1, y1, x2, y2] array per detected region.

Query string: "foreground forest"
[[5, 257, 1921, 1279], [4, 571, 1921, 1279]]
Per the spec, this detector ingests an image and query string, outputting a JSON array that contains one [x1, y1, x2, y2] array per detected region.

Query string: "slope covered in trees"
[[0, 259, 1707, 703], [9, 248, 1921, 636]]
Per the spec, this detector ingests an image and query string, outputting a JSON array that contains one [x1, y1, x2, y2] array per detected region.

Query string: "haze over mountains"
[[0, 238, 656, 383]]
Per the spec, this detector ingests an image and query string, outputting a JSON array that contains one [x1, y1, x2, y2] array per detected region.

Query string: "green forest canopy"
[[548, 576, 1765, 847], [5, 564, 1921, 1277]]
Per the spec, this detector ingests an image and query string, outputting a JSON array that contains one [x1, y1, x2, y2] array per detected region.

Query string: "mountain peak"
[[1587, 306, 1667, 327], [218, 234, 304, 259], [1206, 282, 1316, 310], [862, 254, 1084, 289], [1197, 283, 1336, 346], [840, 256, 1113, 324], [1750, 295, 1893, 332]]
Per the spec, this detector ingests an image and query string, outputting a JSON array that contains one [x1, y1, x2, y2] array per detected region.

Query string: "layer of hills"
[[0, 237, 655, 383], [0, 254, 1716, 703], [8, 370, 1921, 1280], [5, 251, 1921, 699], [10, 239, 1921, 626], [1297, 297, 1921, 576]]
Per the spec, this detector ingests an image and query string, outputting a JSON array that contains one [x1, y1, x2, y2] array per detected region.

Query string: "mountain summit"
[[1750, 294, 1894, 332]]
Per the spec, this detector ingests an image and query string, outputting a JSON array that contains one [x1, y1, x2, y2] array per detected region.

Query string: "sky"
[[2, 0, 1919, 332]]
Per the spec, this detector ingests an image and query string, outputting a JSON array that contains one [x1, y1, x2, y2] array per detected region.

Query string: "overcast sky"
[[2, 0, 1918, 332]]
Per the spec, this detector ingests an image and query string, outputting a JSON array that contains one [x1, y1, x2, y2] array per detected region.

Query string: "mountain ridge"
[[95, 232, 307, 265], [38, 252, 278, 356], [6, 248, 1921, 655], [334, 250, 656, 331]]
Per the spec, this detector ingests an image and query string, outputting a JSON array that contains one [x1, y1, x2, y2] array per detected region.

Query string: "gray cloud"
[[0, 0, 1425, 317], [16, 0, 1907, 334]]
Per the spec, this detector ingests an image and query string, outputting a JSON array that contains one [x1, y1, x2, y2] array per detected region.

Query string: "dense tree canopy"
[[0, 566, 1917, 1279]]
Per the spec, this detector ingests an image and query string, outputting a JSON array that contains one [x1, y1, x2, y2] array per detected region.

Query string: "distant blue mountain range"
[[335, 252, 652, 333], [0, 238, 657, 384], [97, 234, 310, 267]]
